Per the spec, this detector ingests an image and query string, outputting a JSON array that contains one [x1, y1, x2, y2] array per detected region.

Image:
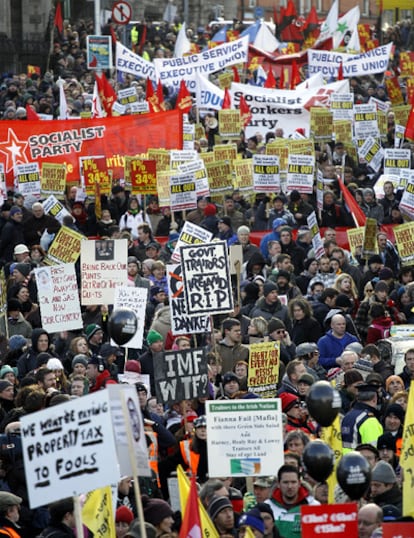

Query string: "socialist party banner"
[[308, 43, 393, 79], [0, 110, 182, 186], [154, 36, 249, 90], [116, 42, 156, 80], [154, 348, 209, 405], [230, 79, 349, 138]]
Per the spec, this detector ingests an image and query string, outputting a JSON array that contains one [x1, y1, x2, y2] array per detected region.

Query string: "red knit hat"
[[116, 505, 134, 524], [204, 203, 217, 216], [280, 392, 299, 413], [124, 360, 141, 374]]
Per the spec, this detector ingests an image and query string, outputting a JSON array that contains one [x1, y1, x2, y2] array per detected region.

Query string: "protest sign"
[[113, 286, 147, 349], [115, 42, 156, 80], [118, 87, 138, 106], [45, 226, 83, 265], [81, 239, 128, 305], [218, 110, 241, 139], [354, 104, 379, 140], [307, 212, 325, 259], [394, 222, 414, 266], [43, 195, 72, 224], [41, 163, 66, 197], [82, 156, 111, 196], [399, 175, 414, 219], [248, 342, 280, 398], [154, 348, 209, 405], [401, 381, 414, 519], [170, 172, 197, 211], [309, 108, 333, 142], [87, 35, 112, 69], [154, 36, 249, 90], [35, 264, 82, 333], [181, 241, 233, 316], [383, 523, 414, 538], [15, 162, 41, 196], [107, 384, 151, 477], [206, 399, 284, 477], [347, 228, 365, 256], [234, 159, 253, 191], [167, 264, 211, 335], [357, 137, 384, 172], [373, 174, 400, 200], [330, 93, 354, 121], [253, 155, 280, 192], [213, 144, 238, 164], [286, 154, 315, 193], [21, 391, 119, 508], [362, 218, 379, 258], [127, 158, 157, 195], [183, 122, 195, 151], [82, 487, 116, 538], [333, 120, 353, 145], [206, 160, 233, 194], [384, 148, 411, 176], [301, 503, 358, 538], [178, 159, 210, 198], [316, 172, 324, 211], [171, 221, 213, 263], [170, 149, 198, 169]]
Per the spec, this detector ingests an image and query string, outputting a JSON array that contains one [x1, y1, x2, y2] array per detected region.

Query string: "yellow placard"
[[346, 228, 364, 256], [205, 160, 233, 193], [310, 108, 333, 141], [46, 226, 84, 264], [394, 222, 414, 266], [218, 110, 241, 139], [233, 159, 253, 191], [247, 341, 280, 398], [82, 486, 116, 537], [41, 163, 67, 197]]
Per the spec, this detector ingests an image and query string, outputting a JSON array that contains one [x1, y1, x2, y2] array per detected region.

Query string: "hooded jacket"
[[16, 328, 52, 379], [250, 296, 290, 328]]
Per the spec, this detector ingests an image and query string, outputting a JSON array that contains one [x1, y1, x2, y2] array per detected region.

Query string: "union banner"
[[0, 110, 183, 186]]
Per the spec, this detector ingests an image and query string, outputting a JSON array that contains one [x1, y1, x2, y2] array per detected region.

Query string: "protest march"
[[2, 0, 414, 537]]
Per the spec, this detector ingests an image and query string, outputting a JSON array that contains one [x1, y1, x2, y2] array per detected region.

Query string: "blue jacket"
[[317, 330, 358, 370]]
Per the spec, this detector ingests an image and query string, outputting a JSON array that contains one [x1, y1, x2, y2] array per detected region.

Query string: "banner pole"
[[73, 495, 84, 538]]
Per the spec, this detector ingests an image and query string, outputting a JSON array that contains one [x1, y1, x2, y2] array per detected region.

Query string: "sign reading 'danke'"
[[21, 391, 119, 508], [180, 240, 233, 316]]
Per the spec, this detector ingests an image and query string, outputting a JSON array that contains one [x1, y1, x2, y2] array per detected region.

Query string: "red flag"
[[405, 102, 414, 141], [138, 25, 147, 54], [338, 177, 367, 226], [175, 80, 192, 114], [337, 61, 344, 81], [290, 60, 301, 89], [304, 6, 320, 39], [239, 95, 252, 128], [110, 26, 118, 45], [222, 88, 231, 109], [279, 68, 285, 90], [146, 79, 160, 113], [232, 66, 240, 83], [157, 80, 166, 111], [273, 7, 279, 26], [179, 477, 202, 538], [54, 1, 63, 34], [95, 73, 117, 117], [264, 69, 276, 89], [26, 105, 40, 120], [285, 0, 297, 18]]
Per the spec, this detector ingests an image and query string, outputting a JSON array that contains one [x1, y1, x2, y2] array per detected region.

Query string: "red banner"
[[301, 503, 358, 538], [0, 110, 183, 186]]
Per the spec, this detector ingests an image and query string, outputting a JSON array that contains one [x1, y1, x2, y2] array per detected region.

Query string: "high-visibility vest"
[[179, 439, 200, 477], [146, 430, 160, 486], [0, 526, 21, 538]]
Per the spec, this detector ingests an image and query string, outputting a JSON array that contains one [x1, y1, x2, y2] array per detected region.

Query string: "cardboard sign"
[[167, 263, 211, 336], [358, 137, 384, 173], [301, 503, 358, 538], [347, 228, 364, 256], [178, 159, 210, 198], [43, 195, 72, 224], [384, 148, 411, 176], [362, 217, 379, 258], [248, 342, 280, 398], [128, 158, 157, 195], [107, 384, 151, 477], [113, 286, 147, 349], [286, 154, 315, 194], [81, 239, 128, 305], [35, 264, 82, 333], [171, 221, 213, 264], [206, 399, 284, 477], [219, 109, 241, 139], [170, 172, 197, 211], [41, 163, 67, 197], [354, 103, 379, 140], [234, 159, 253, 191], [330, 93, 354, 121], [46, 226, 83, 265], [15, 162, 41, 196], [181, 241, 233, 316], [154, 348, 209, 404], [253, 155, 280, 192], [82, 156, 111, 196], [206, 160, 233, 193], [21, 391, 119, 508]]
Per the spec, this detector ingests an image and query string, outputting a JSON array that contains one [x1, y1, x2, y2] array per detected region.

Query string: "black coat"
[[290, 317, 323, 345], [0, 219, 25, 262]]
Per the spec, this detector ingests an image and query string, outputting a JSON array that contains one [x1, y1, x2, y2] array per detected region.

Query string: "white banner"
[[113, 286, 147, 350], [195, 73, 224, 110], [35, 264, 82, 333], [81, 239, 128, 305], [231, 79, 349, 138], [308, 43, 392, 79], [115, 42, 156, 80], [21, 391, 119, 508], [154, 36, 249, 90]]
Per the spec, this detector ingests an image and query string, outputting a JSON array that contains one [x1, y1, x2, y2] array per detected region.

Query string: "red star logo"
[[0, 129, 29, 172]]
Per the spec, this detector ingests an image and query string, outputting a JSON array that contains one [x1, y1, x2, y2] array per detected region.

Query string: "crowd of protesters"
[[0, 8, 414, 538]]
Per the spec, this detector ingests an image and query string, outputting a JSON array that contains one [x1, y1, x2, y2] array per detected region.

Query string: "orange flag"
[[239, 95, 252, 128], [264, 69, 276, 89], [179, 477, 202, 538], [222, 88, 231, 109], [95, 73, 117, 117], [175, 80, 192, 113]]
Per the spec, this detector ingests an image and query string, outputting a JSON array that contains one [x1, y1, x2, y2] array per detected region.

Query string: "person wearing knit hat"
[[378, 267, 394, 281], [84, 324, 104, 354], [238, 508, 265, 537], [280, 392, 300, 413], [140, 331, 164, 395], [7, 335, 27, 353], [47, 358, 64, 372], [370, 460, 402, 512], [125, 521, 157, 538], [7, 298, 33, 340], [208, 496, 235, 535], [339, 369, 364, 414], [0, 365, 16, 385], [71, 354, 89, 375], [249, 280, 290, 329], [13, 263, 31, 278], [146, 330, 163, 346], [255, 502, 275, 538], [142, 495, 174, 532], [84, 323, 103, 342], [116, 505, 134, 537]]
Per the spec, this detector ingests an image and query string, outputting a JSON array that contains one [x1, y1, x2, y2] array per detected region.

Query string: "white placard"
[[383, 148, 411, 176], [307, 211, 325, 259], [170, 172, 197, 211], [35, 264, 82, 333], [286, 154, 315, 193], [113, 286, 147, 349], [15, 162, 41, 196], [43, 194, 72, 224], [171, 221, 213, 263], [330, 93, 354, 121], [81, 239, 128, 305], [353, 103, 379, 140], [21, 391, 119, 508], [253, 154, 280, 192], [178, 159, 210, 198], [206, 399, 284, 477]]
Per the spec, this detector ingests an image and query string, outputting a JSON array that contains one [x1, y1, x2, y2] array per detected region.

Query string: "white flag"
[[334, 6, 360, 49], [346, 26, 361, 53], [195, 73, 224, 110], [92, 81, 104, 118], [58, 78, 68, 120], [253, 23, 280, 53], [174, 22, 191, 57], [317, 0, 338, 43]]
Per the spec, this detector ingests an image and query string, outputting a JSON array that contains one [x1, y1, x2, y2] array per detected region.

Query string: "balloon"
[[302, 440, 334, 482], [336, 451, 371, 500], [108, 308, 138, 345], [306, 380, 341, 427]]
